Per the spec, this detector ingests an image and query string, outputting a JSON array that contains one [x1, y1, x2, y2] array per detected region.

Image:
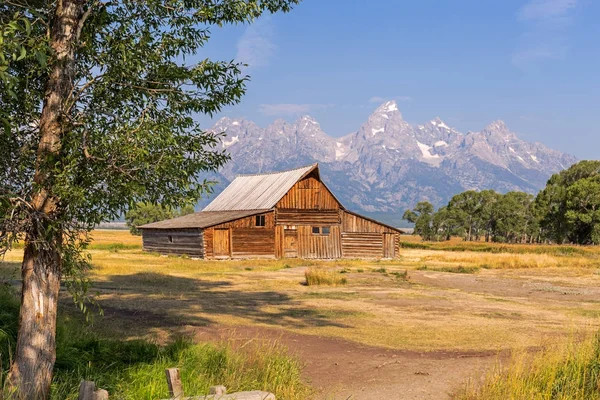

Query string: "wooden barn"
[[139, 164, 403, 259]]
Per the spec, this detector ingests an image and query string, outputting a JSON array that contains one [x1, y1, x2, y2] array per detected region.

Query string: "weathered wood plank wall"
[[341, 232, 383, 258], [341, 211, 396, 233], [276, 175, 340, 210], [297, 225, 342, 259], [276, 209, 340, 225], [340, 211, 400, 258], [205, 212, 276, 259], [142, 229, 204, 257]]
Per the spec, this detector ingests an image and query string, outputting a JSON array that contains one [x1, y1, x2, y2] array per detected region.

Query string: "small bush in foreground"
[[305, 268, 347, 286], [458, 333, 600, 400]]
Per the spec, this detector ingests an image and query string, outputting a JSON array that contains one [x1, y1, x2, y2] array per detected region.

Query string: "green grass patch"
[[392, 270, 409, 280], [399, 241, 591, 257], [88, 243, 141, 252], [416, 265, 479, 274], [302, 291, 359, 300]]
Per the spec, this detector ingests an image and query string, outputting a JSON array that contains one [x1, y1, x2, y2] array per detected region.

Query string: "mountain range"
[[200, 101, 577, 220]]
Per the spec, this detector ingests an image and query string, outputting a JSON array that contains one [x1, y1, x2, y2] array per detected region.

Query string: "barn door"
[[213, 229, 231, 257], [284, 228, 298, 258], [383, 233, 395, 258]]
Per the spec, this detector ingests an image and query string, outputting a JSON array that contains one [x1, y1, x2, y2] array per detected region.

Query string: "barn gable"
[[203, 164, 320, 212], [276, 170, 342, 210]]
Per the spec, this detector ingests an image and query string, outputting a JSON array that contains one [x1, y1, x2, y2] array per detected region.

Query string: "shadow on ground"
[[61, 272, 349, 337]]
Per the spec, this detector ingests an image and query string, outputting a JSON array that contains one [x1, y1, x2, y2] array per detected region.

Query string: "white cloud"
[[258, 103, 333, 117], [369, 96, 386, 104], [369, 96, 413, 104], [236, 17, 275, 69], [518, 0, 577, 21], [513, 0, 579, 68]]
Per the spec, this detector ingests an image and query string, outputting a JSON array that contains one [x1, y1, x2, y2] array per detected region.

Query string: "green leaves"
[[537, 161, 600, 244], [403, 201, 436, 241]]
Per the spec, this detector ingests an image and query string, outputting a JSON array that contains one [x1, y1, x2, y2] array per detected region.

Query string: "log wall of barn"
[[205, 212, 276, 258], [276, 209, 340, 225], [142, 228, 204, 257], [340, 211, 400, 258], [341, 233, 383, 258]]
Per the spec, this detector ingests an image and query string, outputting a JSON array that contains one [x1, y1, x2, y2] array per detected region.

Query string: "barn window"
[[255, 215, 266, 227], [168, 235, 174, 243], [311, 226, 331, 235]]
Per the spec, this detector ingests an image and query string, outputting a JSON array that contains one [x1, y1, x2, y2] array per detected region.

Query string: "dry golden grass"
[[304, 268, 347, 286], [2, 229, 600, 353], [89, 229, 142, 247], [457, 331, 600, 399], [421, 251, 600, 270]]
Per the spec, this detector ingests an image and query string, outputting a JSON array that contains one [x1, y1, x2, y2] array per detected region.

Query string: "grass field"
[[2, 231, 600, 398]]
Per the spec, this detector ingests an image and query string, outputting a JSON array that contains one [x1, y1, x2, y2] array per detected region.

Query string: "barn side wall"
[[142, 228, 204, 257], [204, 211, 276, 259], [340, 211, 400, 259]]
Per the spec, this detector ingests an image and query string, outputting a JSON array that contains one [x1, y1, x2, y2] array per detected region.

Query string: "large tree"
[[536, 160, 600, 244], [0, 1, 300, 398], [403, 201, 435, 241]]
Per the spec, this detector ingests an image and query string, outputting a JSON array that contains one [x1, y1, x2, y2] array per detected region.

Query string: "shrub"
[[0, 285, 20, 387], [392, 270, 409, 280], [304, 268, 347, 286]]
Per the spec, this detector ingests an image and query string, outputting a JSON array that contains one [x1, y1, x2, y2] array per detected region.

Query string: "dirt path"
[[192, 325, 499, 399]]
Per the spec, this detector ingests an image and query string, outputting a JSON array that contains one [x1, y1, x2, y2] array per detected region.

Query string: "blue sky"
[[196, 0, 599, 159]]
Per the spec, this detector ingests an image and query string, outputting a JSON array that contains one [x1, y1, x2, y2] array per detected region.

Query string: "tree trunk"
[[5, 241, 61, 399], [5, 1, 84, 398]]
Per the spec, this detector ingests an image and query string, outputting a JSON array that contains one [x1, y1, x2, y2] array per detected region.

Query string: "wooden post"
[[78, 380, 95, 400], [165, 368, 184, 399]]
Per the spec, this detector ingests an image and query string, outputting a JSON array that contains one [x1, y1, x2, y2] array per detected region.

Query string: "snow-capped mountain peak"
[[207, 101, 577, 212]]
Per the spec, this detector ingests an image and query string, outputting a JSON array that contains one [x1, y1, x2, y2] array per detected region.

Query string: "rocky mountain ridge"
[[204, 101, 577, 213]]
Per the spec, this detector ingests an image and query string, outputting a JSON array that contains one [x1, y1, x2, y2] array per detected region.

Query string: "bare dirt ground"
[[191, 325, 499, 400]]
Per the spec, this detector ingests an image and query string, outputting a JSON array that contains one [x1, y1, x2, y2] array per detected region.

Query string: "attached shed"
[[139, 164, 403, 259]]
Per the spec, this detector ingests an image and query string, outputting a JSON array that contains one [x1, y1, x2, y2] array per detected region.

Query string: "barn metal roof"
[[138, 209, 271, 230], [203, 164, 321, 211]]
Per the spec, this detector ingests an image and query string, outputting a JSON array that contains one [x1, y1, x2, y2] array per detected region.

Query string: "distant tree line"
[[125, 203, 195, 235], [403, 160, 600, 245]]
